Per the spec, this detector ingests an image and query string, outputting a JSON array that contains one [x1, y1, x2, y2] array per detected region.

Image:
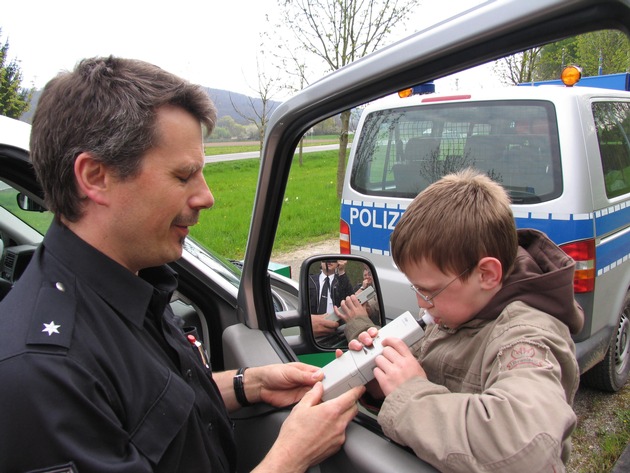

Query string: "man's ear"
[[477, 257, 503, 290], [74, 152, 111, 205]]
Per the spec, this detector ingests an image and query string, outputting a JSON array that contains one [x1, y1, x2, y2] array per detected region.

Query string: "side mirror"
[[299, 255, 386, 350], [16, 193, 47, 212]]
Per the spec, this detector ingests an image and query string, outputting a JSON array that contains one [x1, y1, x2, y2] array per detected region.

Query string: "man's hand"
[[247, 362, 324, 407], [253, 382, 365, 472], [311, 314, 339, 337]]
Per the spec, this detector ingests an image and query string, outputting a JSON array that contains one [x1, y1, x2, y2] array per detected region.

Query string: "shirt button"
[[185, 369, 193, 381], [55, 282, 65, 292], [208, 422, 213, 432]]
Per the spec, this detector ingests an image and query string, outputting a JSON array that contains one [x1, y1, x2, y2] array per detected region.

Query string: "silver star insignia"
[[42, 321, 61, 336]]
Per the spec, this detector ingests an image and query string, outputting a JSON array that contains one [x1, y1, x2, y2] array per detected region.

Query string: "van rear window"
[[593, 101, 630, 198], [350, 100, 562, 203]]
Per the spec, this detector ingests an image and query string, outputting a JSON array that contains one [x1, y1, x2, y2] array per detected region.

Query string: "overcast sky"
[[3, 0, 497, 99]]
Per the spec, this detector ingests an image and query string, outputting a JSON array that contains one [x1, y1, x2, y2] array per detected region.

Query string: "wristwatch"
[[233, 367, 251, 407]]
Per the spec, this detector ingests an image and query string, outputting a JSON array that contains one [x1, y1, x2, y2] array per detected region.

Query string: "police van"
[[340, 67, 630, 391]]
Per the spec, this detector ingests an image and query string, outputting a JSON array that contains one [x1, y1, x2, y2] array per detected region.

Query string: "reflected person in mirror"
[[344, 169, 583, 472], [351, 264, 380, 325], [0, 56, 364, 473], [331, 263, 381, 339], [308, 260, 354, 337]]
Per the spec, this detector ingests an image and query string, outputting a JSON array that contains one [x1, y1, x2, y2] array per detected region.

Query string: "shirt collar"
[[319, 272, 335, 284], [43, 220, 178, 328]]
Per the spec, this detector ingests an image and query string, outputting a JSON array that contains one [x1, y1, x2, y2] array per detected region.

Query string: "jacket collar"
[[43, 220, 178, 328]]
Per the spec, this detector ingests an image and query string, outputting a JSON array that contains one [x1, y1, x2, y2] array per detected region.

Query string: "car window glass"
[[593, 101, 630, 198], [0, 180, 53, 234], [183, 238, 242, 289], [350, 100, 562, 204]]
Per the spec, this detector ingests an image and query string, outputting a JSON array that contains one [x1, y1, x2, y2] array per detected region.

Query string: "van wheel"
[[582, 290, 630, 392]]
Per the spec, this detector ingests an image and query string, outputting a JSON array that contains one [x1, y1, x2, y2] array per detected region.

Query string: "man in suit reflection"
[[308, 261, 354, 337]]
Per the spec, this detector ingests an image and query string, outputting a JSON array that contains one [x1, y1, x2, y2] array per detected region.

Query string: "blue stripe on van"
[[342, 200, 630, 274], [597, 230, 630, 275], [513, 213, 593, 244], [594, 202, 630, 237]]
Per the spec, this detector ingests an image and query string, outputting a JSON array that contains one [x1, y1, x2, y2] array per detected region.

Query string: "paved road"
[[204, 144, 338, 163]]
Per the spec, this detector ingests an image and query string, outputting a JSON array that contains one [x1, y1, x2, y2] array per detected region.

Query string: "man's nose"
[[192, 176, 214, 210]]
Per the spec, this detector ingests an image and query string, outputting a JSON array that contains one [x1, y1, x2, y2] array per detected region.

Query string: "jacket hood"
[[478, 229, 584, 334]]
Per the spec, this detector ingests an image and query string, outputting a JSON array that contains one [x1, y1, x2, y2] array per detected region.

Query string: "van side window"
[[350, 100, 562, 203], [593, 101, 630, 198]]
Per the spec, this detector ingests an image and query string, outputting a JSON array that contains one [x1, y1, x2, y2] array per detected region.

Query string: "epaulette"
[[26, 281, 76, 349]]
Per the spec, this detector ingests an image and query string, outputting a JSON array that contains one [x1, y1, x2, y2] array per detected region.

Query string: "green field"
[[191, 150, 341, 259], [0, 147, 342, 262]]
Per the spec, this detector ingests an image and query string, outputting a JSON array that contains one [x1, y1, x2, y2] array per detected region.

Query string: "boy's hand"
[[341, 329, 427, 397], [347, 326, 379, 350], [336, 327, 387, 400], [374, 338, 427, 396], [334, 295, 369, 322]]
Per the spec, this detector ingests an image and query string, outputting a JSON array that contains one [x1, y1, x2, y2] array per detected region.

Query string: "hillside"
[[19, 87, 282, 126]]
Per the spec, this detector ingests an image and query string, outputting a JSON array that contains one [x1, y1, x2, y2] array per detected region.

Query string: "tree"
[[535, 38, 578, 80], [215, 115, 247, 140], [275, 0, 421, 198], [495, 30, 630, 85], [0, 30, 32, 119], [493, 47, 543, 85], [575, 30, 630, 76], [280, 51, 311, 166], [230, 55, 281, 153]]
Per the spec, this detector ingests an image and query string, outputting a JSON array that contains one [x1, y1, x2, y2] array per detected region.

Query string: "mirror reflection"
[[307, 258, 383, 348], [16, 193, 47, 213]]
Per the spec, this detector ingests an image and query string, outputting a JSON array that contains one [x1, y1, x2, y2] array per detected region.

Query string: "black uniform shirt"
[[0, 221, 236, 472]]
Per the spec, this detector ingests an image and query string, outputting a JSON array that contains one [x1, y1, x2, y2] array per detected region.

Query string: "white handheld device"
[[355, 285, 376, 305], [321, 310, 433, 401]]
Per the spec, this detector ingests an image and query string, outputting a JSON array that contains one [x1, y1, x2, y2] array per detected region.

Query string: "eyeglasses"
[[409, 267, 471, 307]]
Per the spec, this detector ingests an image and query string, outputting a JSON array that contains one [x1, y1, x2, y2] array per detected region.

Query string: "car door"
[[222, 0, 630, 472]]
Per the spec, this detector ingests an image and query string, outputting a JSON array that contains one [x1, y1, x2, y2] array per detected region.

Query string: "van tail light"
[[340, 219, 351, 254], [559, 239, 595, 293]]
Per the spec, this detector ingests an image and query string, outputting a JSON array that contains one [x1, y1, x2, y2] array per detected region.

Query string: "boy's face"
[[405, 259, 491, 329]]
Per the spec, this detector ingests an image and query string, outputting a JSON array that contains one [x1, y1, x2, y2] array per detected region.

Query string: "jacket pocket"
[[130, 371, 195, 465]]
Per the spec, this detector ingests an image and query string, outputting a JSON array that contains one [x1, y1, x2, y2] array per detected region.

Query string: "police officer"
[[0, 56, 364, 472]]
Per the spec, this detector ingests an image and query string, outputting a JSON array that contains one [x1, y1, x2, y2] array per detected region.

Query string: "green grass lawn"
[[0, 148, 341, 262], [191, 150, 341, 259], [204, 145, 259, 155]]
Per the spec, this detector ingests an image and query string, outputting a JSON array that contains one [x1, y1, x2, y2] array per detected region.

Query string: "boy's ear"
[[477, 257, 503, 290], [74, 152, 111, 205]]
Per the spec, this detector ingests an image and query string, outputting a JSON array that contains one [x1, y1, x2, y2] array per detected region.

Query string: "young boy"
[[344, 168, 583, 472]]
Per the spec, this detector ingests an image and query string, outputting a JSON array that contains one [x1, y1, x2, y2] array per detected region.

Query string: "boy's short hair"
[[30, 56, 217, 222], [390, 168, 518, 280]]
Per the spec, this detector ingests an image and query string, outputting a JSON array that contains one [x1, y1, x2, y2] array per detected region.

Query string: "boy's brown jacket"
[[353, 229, 582, 472]]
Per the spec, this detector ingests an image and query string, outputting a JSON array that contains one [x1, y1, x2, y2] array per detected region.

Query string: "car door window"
[[0, 181, 52, 235]]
